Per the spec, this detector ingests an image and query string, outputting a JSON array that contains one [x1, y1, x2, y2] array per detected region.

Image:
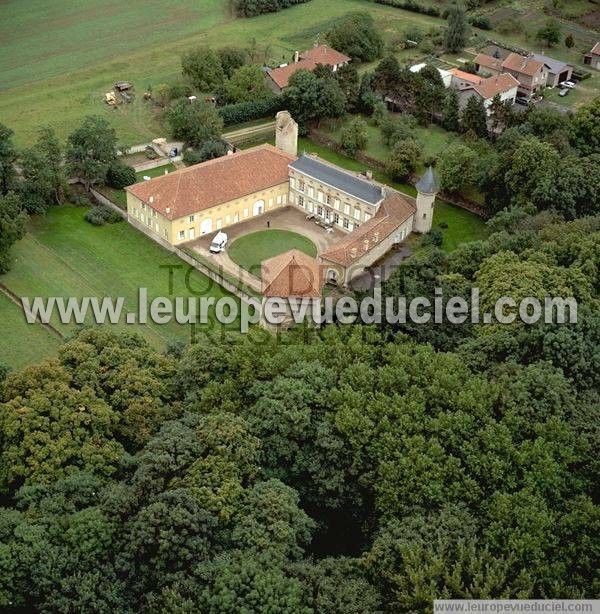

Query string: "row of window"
[[133, 194, 287, 242], [296, 195, 359, 231], [290, 177, 373, 222]]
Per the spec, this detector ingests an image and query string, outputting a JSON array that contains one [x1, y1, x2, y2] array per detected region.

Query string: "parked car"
[[209, 231, 228, 253], [515, 97, 529, 106], [559, 88, 570, 97], [561, 80, 576, 89]]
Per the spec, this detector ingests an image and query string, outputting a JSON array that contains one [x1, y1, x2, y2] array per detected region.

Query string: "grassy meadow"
[[0, 0, 436, 146], [0, 205, 237, 368], [2, 0, 598, 146]]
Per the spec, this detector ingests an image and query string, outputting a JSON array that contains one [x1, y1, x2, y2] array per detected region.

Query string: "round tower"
[[275, 110, 298, 158], [414, 166, 439, 234]]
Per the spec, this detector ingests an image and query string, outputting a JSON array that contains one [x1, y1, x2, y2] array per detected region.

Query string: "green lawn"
[[0, 205, 237, 368], [0, 292, 62, 370], [433, 201, 488, 252], [228, 229, 317, 278], [98, 162, 177, 208]]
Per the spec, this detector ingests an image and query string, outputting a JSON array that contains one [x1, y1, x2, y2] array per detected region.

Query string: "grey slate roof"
[[532, 53, 569, 74], [415, 166, 439, 194], [290, 155, 383, 205]]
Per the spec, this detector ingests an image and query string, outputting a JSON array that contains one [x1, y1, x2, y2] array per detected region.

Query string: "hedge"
[[219, 97, 284, 126], [232, 0, 311, 18], [368, 0, 440, 17]]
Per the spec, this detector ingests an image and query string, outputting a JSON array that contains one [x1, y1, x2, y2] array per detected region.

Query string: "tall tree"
[[326, 12, 384, 62], [460, 95, 488, 138], [20, 126, 67, 213], [488, 93, 515, 132], [283, 70, 345, 131], [336, 63, 360, 112], [165, 98, 224, 148], [0, 123, 17, 195], [386, 139, 421, 181], [373, 55, 401, 95], [0, 192, 27, 274], [438, 143, 477, 193], [444, 2, 469, 53], [571, 97, 600, 156], [443, 88, 461, 132], [217, 46, 248, 78], [182, 47, 226, 92], [218, 65, 272, 104], [536, 19, 561, 47], [341, 117, 368, 155], [65, 116, 119, 193]]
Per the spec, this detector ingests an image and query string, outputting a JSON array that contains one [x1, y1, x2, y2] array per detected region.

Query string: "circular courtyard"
[[228, 229, 317, 278]]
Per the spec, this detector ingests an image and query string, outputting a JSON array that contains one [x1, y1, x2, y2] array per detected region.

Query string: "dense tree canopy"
[[65, 116, 119, 193], [165, 98, 224, 148], [326, 12, 384, 62], [1, 209, 597, 610]]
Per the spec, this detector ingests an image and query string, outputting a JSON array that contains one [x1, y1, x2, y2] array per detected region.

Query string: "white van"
[[209, 231, 228, 253]]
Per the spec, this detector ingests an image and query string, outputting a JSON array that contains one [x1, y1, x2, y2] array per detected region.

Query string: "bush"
[[84, 205, 122, 226], [422, 227, 443, 247], [469, 16, 492, 30], [183, 140, 228, 165], [106, 162, 137, 189], [72, 194, 92, 207]]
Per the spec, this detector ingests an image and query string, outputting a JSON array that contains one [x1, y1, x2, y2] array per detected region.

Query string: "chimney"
[[294, 51, 299, 63], [350, 248, 357, 259], [165, 207, 170, 215], [374, 232, 379, 243], [149, 196, 154, 204], [363, 239, 369, 252]]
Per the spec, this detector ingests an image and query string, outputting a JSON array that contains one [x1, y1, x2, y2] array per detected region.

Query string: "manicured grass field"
[[0, 205, 237, 367], [0, 292, 61, 370], [433, 201, 487, 252], [228, 229, 317, 278]]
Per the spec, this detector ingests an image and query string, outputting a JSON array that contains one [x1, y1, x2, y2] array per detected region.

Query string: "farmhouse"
[[125, 111, 437, 289], [501, 52, 549, 97], [474, 53, 503, 77], [266, 44, 351, 93], [458, 73, 519, 114]]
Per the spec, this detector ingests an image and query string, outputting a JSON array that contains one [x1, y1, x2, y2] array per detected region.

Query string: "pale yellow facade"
[[126, 181, 289, 246], [288, 168, 381, 233]]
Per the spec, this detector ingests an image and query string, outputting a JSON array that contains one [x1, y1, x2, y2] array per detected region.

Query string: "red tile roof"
[[320, 192, 416, 267], [502, 52, 546, 77], [449, 68, 483, 84], [125, 144, 295, 220], [300, 45, 350, 66], [473, 73, 519, 100], [474, 53, 503, 73], [591, 42, 600, 56], [267, 44, 350, 89], [262, 249, 323, 298]]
